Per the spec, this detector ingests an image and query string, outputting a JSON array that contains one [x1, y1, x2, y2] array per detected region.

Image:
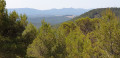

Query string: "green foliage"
[[27, 20, 56, 58], [22, 23, 37, 44], [22, 23, 37, 54], [75, 17, 99, 34], [0, 0, 36, 57], [59, 21, 76, 36], [1, 0, 120, 58], [72, 8, 120, 21], [96, 9, 120, 57], [20, 14, 28, 27], [9, 11, 19, 22], [65, 27, 84, 58], [27, 9, 120, 58], [82, 32, 109, 58]]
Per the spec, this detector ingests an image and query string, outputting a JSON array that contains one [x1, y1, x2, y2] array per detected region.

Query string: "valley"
[[8, 8, 89, 27]]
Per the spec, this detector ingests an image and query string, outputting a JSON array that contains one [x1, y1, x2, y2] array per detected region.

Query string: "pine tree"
[[65, 27, 84, 58], [96, 9, 120, 57], [75, 17, 98, 35], [27, 20, 57, 58]]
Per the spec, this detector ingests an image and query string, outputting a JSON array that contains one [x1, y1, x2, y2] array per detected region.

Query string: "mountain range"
[[8, 8, 89, 27], [8, 8, 89, 16]]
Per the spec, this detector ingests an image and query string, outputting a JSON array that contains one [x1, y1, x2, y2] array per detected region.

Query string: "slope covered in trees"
[[72, 8, 120, 21], [27, 9, 120, 58], [1, 0, 120, 58]]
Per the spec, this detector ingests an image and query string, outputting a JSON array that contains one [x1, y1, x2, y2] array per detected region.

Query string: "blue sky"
[[6, 0, 120, 10]]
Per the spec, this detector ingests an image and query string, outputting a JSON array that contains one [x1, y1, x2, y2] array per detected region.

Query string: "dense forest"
[[1, 0, 120, 58], [72, 8, 120, 21]]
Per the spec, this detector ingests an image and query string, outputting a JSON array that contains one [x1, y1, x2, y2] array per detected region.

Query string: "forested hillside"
[[72, 8, 120, 21], [1, 0, 120, 58], [27, 15, 73, 28]]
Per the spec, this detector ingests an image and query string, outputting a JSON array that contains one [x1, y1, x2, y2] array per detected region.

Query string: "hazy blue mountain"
[[8, 8, 89, 27], [8, 8, 89, 16]]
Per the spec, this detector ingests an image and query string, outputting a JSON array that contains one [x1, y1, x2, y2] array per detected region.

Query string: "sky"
[[6, 0, 120, 10]]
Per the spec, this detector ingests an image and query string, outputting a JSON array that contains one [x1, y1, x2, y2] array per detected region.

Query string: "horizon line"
[[6, 7, 120, 10]]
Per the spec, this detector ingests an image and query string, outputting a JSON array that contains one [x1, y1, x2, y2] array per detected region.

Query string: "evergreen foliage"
[[72, 8, 120, 21], [1, 0, 120, 58]]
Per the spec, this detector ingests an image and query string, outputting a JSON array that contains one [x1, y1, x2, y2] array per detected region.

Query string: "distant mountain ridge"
[[7, 8, 89, 28], [8, 8, 89, 16]]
